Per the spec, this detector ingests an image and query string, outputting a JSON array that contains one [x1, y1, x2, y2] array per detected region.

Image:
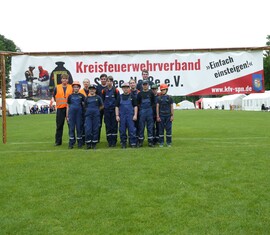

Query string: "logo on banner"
[[252, 74, 263, 92]]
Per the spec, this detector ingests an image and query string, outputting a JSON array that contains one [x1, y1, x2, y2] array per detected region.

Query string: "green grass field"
[[0, 110, 270, 234]]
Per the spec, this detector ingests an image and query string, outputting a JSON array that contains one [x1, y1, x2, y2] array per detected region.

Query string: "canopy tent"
[[201, 97, 222, 109], [219, 94, 246, 110], [16, 99, 31, 115], [242, 91, 270, 111], [26, 100, 36, 109], [196, 94, 246, 110], [195, 98, 203, 109], [36, 99, 50, 109], [0, 98, 20, 115], [175, 100, 195, 110]]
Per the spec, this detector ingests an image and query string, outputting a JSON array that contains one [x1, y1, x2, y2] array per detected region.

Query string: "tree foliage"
[[263, 35, 270, 90], [0, 34, 20, 94]]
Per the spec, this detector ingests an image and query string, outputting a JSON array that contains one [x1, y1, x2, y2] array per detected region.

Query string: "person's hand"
[[49, 99, 53, 108]]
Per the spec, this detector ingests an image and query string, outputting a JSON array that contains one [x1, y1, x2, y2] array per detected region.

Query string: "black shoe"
[[92, 144, 96, 150], [54, 143, 61, 146], [68, 145, 73, 149], [86, 144, 92, 149], [121, 143, 127, 149]]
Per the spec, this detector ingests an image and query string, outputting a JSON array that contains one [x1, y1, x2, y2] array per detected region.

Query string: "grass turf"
[[0, 110, 270, 234]]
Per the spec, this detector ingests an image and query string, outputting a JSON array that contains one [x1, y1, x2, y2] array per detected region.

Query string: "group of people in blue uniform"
[[52, 70, 174, 150]]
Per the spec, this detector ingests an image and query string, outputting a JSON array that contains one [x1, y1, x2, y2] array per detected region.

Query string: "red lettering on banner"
[[164, 63, 169, 71], [88, 64, 93, 73], [76, 61, 83, 73], [76, 59, 201, 73]]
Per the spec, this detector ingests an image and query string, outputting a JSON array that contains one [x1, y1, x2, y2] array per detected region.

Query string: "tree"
[[0, 34, 20, 94], [263, 35, 270, 90]]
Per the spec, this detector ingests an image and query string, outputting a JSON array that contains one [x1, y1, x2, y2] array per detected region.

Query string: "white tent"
[[36, 99, 52, 114], [36, 99, 50, 109], [0, 98, 20, 115], [219, 94, 246, 110], [242, 92, 270, 111], [16, 99, 31, 115], [175, 100, 195, 110], [26, 100, 36, 110], [202, 97, 222, 109]]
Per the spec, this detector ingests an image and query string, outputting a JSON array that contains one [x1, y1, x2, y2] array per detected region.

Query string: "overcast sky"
[[1, 0, 269, 52]]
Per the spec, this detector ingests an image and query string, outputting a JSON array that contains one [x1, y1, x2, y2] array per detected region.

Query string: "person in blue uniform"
[[156, 84, 174, 147], [79, 78, 91, 144], [151, 84, 160, 145], [115, 82, 138, 148], [129, 79, 140, 146], [137, 80, 155, 147], [101, 76, 120, 147], [96, 73, 107, 143], [84, 84, 104, 150], [136, 69, 154, 92], [66, 81, 85, 149]]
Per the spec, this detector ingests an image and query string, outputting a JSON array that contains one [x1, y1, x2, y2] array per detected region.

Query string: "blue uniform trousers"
[[68, 108, 83, 147], [85, 112, 100, 146], [158, 115, 172, 145], [138, 108, 154, 144], [119, 97, 136, 146], [104, 109, 118, 146]]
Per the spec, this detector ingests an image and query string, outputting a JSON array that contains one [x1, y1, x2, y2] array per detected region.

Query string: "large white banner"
[[11, 51, 264, 99]]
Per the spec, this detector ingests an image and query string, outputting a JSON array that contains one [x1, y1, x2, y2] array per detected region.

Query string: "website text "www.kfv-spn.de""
[[211, 86, 252, 93]]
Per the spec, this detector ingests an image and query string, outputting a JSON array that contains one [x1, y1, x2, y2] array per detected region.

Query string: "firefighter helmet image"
[[49, 61, 73, 95]]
